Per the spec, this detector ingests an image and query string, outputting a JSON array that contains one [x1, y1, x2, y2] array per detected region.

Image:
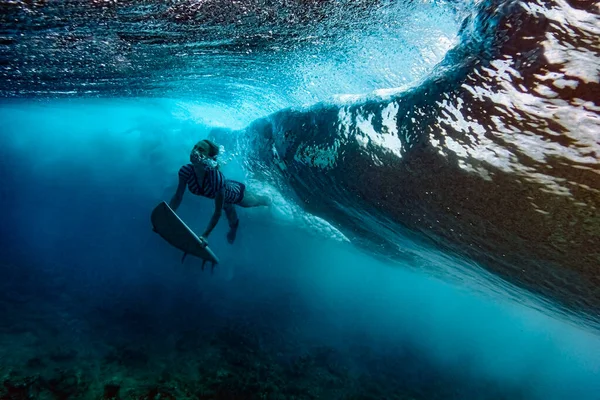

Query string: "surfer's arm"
[[169, 177, 186, 211], [202, 189, 225, 238]]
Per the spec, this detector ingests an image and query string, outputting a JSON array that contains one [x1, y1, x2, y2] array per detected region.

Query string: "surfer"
[[169, 139, 270, 245]]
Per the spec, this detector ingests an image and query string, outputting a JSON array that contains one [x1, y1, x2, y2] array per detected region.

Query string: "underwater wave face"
[[0, 0, 463, 125], [1, 0, 598, 325], [238, 0, 600, 327]]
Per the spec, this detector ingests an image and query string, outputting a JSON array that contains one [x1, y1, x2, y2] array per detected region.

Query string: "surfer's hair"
[[200, 139, 220, 159]]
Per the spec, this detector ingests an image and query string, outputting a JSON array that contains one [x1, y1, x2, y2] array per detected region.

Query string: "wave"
[[1, 0, 598, 326], [231, 0, 600, 327]]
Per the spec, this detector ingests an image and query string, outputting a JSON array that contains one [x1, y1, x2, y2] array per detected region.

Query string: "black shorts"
[[225, 180, 245, 204]]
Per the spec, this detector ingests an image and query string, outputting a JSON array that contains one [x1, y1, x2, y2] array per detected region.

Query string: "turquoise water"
[[1, 0, 599, 399]]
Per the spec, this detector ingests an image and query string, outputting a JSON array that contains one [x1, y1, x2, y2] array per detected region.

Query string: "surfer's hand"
[[199, 236, 208, 247]]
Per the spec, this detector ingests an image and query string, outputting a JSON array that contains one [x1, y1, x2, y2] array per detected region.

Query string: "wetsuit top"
[[178, 164, 245, 204]]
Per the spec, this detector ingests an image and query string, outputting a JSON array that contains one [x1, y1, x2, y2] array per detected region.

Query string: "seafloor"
[[0, 259, 527, 400]]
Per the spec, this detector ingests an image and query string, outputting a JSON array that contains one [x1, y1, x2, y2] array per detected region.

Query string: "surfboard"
[[151, 201, 219, 269]]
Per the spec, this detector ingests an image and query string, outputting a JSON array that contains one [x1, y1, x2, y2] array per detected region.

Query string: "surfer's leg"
[[224, 204, 239, 244], [224, 204, 238, 226], [238, 189, 271, 208]]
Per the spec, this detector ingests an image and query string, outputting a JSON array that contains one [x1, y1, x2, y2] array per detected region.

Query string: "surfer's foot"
[[227, 219, 239, 244]]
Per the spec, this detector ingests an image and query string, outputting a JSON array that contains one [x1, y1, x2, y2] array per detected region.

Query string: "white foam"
[[245, 179, 349, 243]]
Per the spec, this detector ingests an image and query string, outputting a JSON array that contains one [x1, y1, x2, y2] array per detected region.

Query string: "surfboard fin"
[[201, 259, 207, 271], [181, 252, 187, 263]]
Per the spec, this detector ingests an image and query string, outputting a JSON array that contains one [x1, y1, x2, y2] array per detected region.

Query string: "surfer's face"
[[191, 142, 209, 163], [193, 142, 210, 157], [190, 141, 218, 168]]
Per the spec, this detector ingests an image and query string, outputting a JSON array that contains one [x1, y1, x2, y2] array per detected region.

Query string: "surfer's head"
[[190, 139, 220, 167]]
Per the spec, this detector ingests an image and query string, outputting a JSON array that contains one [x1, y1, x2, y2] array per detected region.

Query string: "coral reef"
[[0, 262, 527, 400]]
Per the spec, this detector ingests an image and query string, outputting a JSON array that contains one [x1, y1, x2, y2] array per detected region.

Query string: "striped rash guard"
[[178, 164, 245, 204]]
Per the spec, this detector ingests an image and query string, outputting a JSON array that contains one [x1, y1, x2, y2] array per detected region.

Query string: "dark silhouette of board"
[[151, 201, 219, 269]]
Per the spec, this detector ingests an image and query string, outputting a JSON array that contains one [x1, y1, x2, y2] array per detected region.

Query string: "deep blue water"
[[1, 0, 599, 399]]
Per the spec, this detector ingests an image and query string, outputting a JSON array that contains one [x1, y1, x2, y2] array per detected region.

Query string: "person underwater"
[[169, 139, 271, 245]]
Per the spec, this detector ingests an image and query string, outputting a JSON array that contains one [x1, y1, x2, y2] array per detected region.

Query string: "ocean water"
[[1, 0, 599, 399]]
